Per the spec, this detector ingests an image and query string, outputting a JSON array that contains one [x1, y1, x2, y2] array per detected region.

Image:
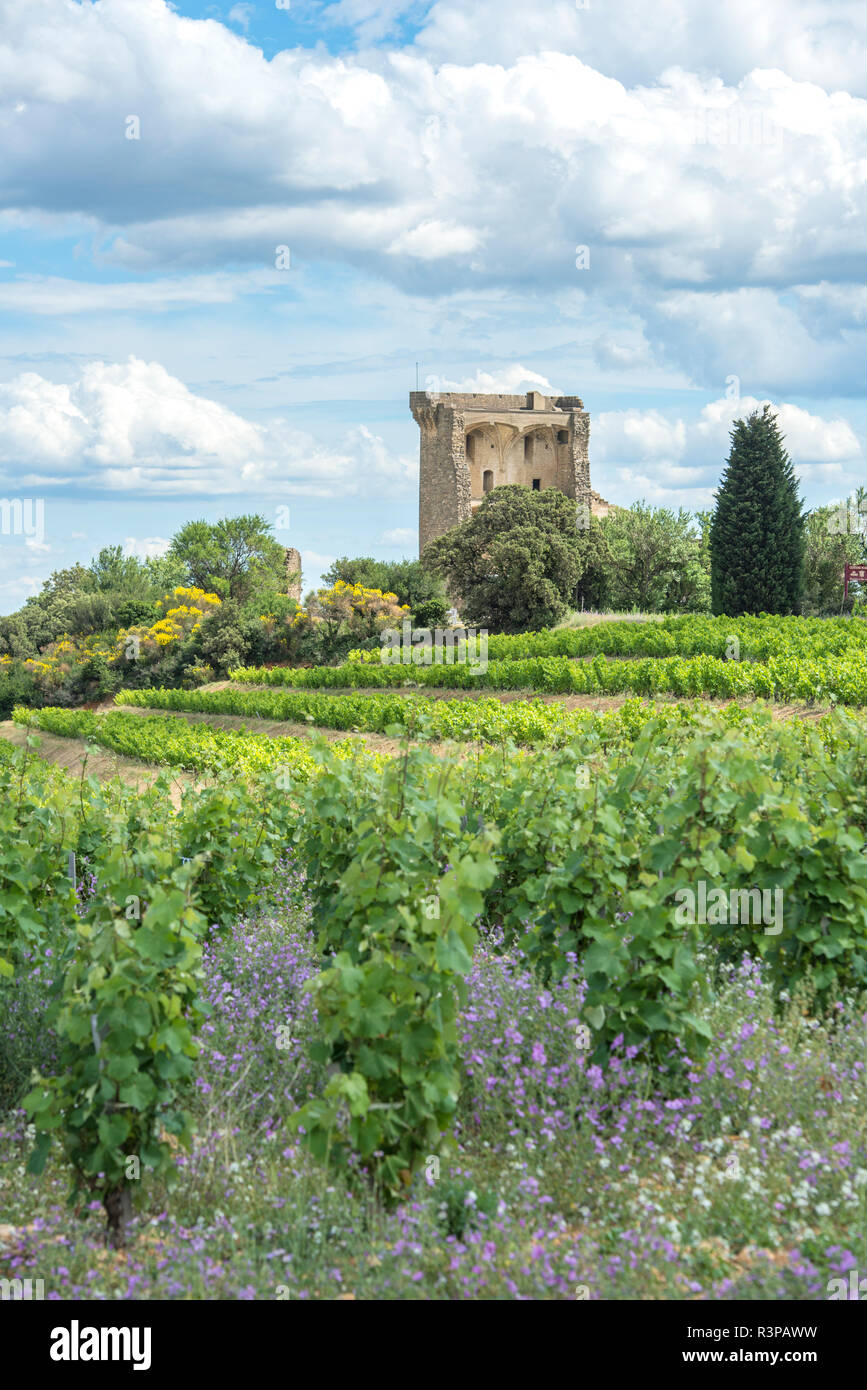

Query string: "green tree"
[[143, 551, 188, 596], [572, 519, 612, 611], [710, 406, 805, 616], [600, 503, 708, 612], [322, 556, 448, 625], [0, 611, 33, 660], [167, 515, 286, 603], [422, 485, 587, 632], [33, 563, 95, 601], [802, 491, 866, 615], [0, 661, 39, 718], [88, 546, 152, 599], [12, 564, 97, 650], [659, 508, 712, 613]]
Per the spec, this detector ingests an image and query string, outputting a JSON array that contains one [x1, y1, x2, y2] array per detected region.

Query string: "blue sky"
[[0, 0, 866, 612]]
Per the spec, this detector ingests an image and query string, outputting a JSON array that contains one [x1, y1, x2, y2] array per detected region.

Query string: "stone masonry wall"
[[285, 547, 303, 602], [411, 390, 594, 554]]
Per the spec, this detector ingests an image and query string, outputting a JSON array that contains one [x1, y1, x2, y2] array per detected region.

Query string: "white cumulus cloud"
[[0, 358, 416, 499], [430, 365, 561, 395], [123, 535, 171, 560], [593, 395, 862, 507], [379, 527, 418, 546]]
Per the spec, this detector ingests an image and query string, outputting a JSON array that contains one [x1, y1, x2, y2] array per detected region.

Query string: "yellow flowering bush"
[[115, 586, 222, 664], [309, 581, 408, 634], [1, 586, 224, 704], [302, 581, 410, 664], [10, 633, 118, 693]]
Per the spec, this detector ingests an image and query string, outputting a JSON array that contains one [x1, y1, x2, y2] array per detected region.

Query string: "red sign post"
[[844, 563, 867, 600]]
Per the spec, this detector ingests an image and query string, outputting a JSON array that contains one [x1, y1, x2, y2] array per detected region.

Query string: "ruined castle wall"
[[412, 398, 472, 553], [285, 547, 303, 601], [411, 391, 593, 552], [570, 411, 592, 515]]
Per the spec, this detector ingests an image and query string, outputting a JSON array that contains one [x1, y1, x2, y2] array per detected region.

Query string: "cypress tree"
[[710, 405, 805, 615]]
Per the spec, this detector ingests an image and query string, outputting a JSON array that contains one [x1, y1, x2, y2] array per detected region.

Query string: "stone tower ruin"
[[285, 547, 302, 602], [410, 390, 603, 554]]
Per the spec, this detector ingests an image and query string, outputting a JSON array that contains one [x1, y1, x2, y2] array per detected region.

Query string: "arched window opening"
[[483, 469, 494, 493]]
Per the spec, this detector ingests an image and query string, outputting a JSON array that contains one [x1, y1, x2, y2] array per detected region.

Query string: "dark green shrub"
[[0, 661, 40, 717], [413, 597, 450, 628]]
